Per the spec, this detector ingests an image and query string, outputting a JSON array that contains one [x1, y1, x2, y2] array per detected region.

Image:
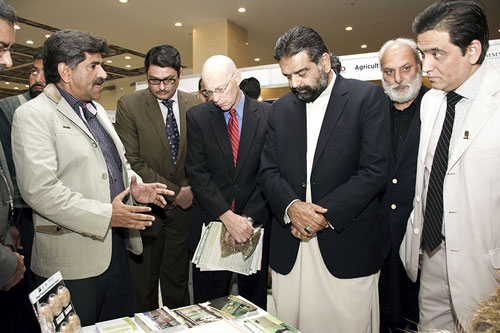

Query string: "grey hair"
[[378, 38, 421, 68]]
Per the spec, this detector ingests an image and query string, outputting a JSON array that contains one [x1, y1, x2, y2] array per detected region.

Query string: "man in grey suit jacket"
[[115, 45, 200, 311], [400, 1, 500, 330], [12, 29, 172, 326]]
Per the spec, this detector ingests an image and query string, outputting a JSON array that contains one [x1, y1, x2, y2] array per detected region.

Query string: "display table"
[[82, 296, 298, 332]]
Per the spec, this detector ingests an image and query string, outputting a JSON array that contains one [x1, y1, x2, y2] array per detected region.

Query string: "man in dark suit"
[[115, 45, 200, 311], [185, 55, 270, 309], [259, 26, 391, 332], [377, 38, 429, 333]]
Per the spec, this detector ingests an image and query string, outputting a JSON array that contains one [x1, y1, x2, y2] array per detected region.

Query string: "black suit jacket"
[[259, 75, 391, 278], [382, 86, 429, 249], [185, 95, 271, 251]]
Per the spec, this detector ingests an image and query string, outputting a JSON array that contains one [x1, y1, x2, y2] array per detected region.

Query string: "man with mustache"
[[11, 29, 172, 326], [115, 45, 199, 312], [259, 26, 391, 332], [377, 38, 428, 333]]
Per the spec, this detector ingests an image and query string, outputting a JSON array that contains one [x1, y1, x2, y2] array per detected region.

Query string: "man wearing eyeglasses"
[[115, 44, 200, 312], [185, 55, 271, 309]]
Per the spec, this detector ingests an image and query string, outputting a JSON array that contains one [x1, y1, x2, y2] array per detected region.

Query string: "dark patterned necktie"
[[227, 109, 239, 211], [162, 100, 180, 167], [422, 91, 462, 252]]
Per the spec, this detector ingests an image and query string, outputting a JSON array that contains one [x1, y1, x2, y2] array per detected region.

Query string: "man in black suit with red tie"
[[185, 55, 270, 309]]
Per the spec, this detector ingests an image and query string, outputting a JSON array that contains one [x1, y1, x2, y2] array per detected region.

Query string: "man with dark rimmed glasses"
[[115, 44, 200, 312]]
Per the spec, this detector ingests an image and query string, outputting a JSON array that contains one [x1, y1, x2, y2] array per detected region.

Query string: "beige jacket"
[[12, 83, 142, 280]]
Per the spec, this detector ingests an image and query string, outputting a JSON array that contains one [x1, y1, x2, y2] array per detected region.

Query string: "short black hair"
[[413, 0, 489, 64], [33, 51, 43, 62], [198, 78, 203, 91], [0, 0, 16, 26], [239, 77, 261, 99], [42, 29, 107, 84], [144, 45, 181, 75], [274, 26, 328, 64]]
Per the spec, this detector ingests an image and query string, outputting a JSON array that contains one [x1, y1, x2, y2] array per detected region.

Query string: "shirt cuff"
[[283, 199, 300, 224]]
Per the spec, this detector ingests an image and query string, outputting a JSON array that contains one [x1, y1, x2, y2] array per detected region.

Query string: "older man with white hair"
[[185, 55, 271, 309], [377, 38, 428, 332]]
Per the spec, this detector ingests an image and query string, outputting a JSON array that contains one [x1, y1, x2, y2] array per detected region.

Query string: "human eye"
[[167, 78, 176, 84], [383, 69, 394, 75], [401, 66, 410, 72], [298, 69, 307, 77]]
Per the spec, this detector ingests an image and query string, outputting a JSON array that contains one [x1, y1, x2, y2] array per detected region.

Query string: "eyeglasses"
[[147, 77, 177, 86], [204, 72, 235, 98], [199, 89, 210, 98]]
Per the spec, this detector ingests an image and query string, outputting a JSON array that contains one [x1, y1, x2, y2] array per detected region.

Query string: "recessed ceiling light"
[[174, 22, 182, 27], [245, 42, 248, 46], [119, 0, 128, 3], [125, 64, 131, 68], [25, 84, 29, 88], [14, 24, 20, 30], [238, 7, 246, 13], [254, 58, 261, 62], [361, 44, 367, 49], [45, 34, 51, 38], [14, 87, 19, 90], [4, 82, 9, 85], [345, 26, 353, 31], [26, 40, 34, 45], [106, 60, 113, 63], [124, 56, 131, 60], [498, 28, 500, 32]]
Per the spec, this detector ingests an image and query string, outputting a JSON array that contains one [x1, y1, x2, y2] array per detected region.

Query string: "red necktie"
[[228, 109, 239, 211]]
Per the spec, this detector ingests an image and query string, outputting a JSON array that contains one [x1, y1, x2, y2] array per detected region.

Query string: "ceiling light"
[[25, 85, 29, 88], [238, 7, 246, 13], [45, 34, 51, 38], [119, 0, 128, 3], [14, 24, 20, 30], [26, 40, 34, 45], [345, 26, 353, 31], [245, 42, 248, 46], [14, 87, 19, 90], [361, 44, 367, 49], [106, 60, 113, 63], [124, 56, 131, 60], [174, 22, 182, 27], [254, 58, 261, 62], [125, 65, 131, 68], [4, 82, 9, 85]]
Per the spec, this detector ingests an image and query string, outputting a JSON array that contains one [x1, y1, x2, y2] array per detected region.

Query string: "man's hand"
[[110, 188, 155, 230], [219, 210, 254, 244], [174, 186, 193, 210], [130, 175, 172, 208], [288, 201, 328, 239], [9, 226, 22, 251], [2, 252, 25, 291]]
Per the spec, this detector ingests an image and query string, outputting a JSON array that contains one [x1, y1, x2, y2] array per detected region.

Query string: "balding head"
[[201, 55, 242, 111]]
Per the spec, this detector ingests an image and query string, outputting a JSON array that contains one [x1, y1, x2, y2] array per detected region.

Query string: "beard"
[[29, 83, 45, 98], [291, 65, 329, 103], [383, 73, 422, 104]]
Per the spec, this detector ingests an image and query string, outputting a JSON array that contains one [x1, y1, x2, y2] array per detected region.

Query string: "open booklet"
[[192, 221, 264, 275]]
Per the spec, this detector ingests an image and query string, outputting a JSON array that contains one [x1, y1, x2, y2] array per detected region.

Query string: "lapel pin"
[[463, 130, 469, 139]]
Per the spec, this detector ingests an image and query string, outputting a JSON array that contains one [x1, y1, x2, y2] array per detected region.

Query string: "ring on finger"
[[304, 226, 312, 234]]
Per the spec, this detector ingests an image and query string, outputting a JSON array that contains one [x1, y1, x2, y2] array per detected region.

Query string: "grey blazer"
[[0, 144, 16, 287]]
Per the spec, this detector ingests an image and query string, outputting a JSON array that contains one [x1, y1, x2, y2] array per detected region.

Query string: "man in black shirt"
[[377, 38, 429, 333]]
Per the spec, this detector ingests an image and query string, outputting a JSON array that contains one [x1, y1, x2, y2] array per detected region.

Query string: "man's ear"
[[234, 71, 242, 85], [468, 39, 482, 65], [57, 62, 71, 83], [320, 52, 332, 73], [178, 67, 183, 79]]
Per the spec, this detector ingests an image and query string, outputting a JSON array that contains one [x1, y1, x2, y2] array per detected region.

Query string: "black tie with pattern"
[[162, 99, 180, 167], [422, 91, 462, 252]]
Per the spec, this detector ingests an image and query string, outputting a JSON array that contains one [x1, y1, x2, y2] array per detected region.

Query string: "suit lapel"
[[312, 76, 348, 169], [449, 65, 500, 169], [208, 103, 234, 170], [177, 91, 189, 164], [235, 97, 259, 179], [144, 91, 175, 165]]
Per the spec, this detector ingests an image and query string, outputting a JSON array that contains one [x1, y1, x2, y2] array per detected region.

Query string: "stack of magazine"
[[192, 221, 264, 275], [132, 296, 299, 332]]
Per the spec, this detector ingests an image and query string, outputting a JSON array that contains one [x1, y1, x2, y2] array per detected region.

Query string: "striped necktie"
[[228, 109, 239, 211]]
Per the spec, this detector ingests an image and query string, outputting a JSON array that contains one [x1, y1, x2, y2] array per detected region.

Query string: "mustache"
[[390, 83, 410, 90], [93, 78, 105, 86], [30, 83, 45, 89]]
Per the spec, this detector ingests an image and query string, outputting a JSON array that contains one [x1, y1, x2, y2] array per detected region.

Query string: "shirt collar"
[[454, 63, 486, 101], [55, 84, 97, 114], [233, 90, 245, 116]]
